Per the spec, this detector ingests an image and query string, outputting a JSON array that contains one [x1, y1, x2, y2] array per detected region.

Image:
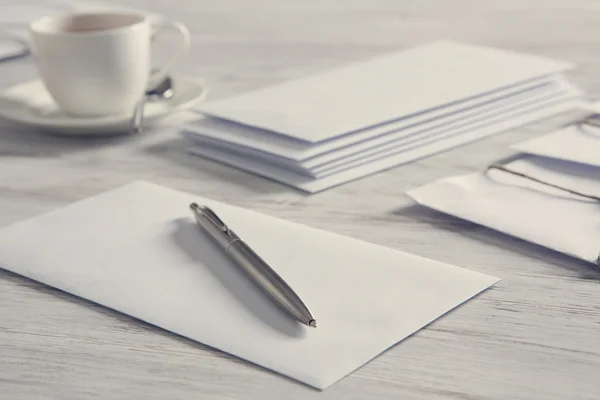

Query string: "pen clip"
[[190, 203, 229, 233]]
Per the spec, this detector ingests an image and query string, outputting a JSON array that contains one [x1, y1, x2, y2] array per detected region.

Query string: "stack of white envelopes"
[[183, 40, 584, 193]]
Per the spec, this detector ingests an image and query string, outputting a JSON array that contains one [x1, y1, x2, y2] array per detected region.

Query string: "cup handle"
[[148, 18, 191, 86]]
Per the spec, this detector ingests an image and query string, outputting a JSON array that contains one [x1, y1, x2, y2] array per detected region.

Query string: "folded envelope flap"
[[196, 40, 573, 143], [0, 180, 498, 389], [407, 157, 600, 264], [512, 124, 600, 169]]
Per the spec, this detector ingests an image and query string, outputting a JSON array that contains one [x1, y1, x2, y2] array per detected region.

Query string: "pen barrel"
[[226, 240, 314, 325]]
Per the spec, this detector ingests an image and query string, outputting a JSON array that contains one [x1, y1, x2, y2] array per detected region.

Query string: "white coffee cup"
[[29, 12, 190, 116]]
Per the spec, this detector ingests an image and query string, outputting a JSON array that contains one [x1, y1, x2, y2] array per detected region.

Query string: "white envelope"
[[0, 36, 27, 61], [407, 156, 600, 265], [185, 77, 580, 177], [188, 99, 582, 193], [196, 40, 573, 142], [185, 76, 559, 161], [0, 181, 498, 390], [511, 110, 600, 168]]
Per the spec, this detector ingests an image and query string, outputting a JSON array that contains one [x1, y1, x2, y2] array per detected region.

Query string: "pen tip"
[[308, 320, 317, 328], [190, 203, 199, 210]]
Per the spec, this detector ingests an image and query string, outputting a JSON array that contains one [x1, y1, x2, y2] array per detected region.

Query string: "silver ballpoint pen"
[[189, 203, 317, 328]]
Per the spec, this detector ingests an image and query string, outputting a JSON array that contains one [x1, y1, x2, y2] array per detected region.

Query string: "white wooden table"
[[1, 0, 600, 398]]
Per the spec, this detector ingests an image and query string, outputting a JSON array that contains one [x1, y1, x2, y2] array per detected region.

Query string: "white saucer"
[[0, 75, 208, 135]]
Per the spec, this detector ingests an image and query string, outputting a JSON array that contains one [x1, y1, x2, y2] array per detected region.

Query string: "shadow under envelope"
[[169, 217, 306, 338], [394, 203, 600, 281]]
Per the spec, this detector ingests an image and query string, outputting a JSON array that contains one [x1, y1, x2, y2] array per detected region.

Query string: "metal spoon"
[[131, 76, 174, 134]]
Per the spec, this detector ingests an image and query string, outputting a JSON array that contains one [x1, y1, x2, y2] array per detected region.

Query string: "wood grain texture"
[[1, 0, 600, 398]]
